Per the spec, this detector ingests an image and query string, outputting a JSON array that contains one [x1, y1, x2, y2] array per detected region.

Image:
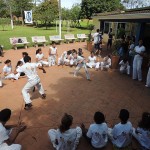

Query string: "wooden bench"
[[77, 34, 88, 42], [49, 35, 64, 44], [31, 36, 47, 47], [64, 34, 77, 44], [10, 37, 30, 50]]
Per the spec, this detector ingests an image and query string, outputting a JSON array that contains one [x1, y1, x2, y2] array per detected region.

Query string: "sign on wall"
[[24, 10, 33, 24]]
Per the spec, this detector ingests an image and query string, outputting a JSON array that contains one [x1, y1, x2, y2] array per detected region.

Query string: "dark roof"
[[93, 7, 150, 22]]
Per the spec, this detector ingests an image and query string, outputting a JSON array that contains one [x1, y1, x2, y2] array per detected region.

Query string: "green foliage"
[[33, 0, 58, 29], [0, 18, 10, 31], [80, 0, 125, 19], [117, 27, 125, 39], [112, 39, 122, 56], [0, 0, 9, 17]]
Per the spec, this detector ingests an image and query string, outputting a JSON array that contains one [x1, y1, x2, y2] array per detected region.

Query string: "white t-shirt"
[[50, 46, 57, 55], [76, 56, 84, 64], [103, 57, 111, 66], [17, 63, 40, 81], [88, 56, 96, 64], [3, 65, 12, 74], [55, 127, 82, 150], [0, 123, 9, 145], [16, 66, 23, 73], [134, 45, 145, 59], [119, 60, 129, 71], [93, 33, 101, 44], [112, 121, 133, 148], [87, 123, 108, 148], [20, 58, 25, 65], [134, 127, 150, 149], [36, 53, 44, 62]]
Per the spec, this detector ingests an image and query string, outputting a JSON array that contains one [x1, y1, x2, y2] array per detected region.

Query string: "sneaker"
[[24, 103, 32, 110], [41, 94, 46, 99]]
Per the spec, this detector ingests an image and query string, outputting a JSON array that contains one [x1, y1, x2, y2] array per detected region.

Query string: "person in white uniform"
[[95, 55, 111, 70], [133, 40, 145, 81], [14, 61, 25, 78], [3, 60, 19, 80], [17, 56, 46, 110], [48, 113, 82, 150], [36, 48, 49, 66], [132, 112, 150, 150], [108, 109, 133, 148], [119, 58, 130, 75], [86, 51, 97, 69], [0, 108, 26, 150], [81, 112, 108, 149], [20, 52, 28, 65], [48, 42, 58, 66], [145, 60, 150, 87], [73, 51, 90, 80]]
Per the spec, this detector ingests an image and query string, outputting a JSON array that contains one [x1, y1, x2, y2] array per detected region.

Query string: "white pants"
[[39, 60, 49, 66], [0, 143, 21, 150], [48, 129, 57, 148], [5, 73, 20, 80], [22, 78, 44, 104], [74, 63, 90, 80], [48, 55, 56, 66], [86, 63, 96, 68], [96, 62, 110, 70], [133, 56, 143, 81], [120, 66, 130, 75], [146, 67, 150, 87]]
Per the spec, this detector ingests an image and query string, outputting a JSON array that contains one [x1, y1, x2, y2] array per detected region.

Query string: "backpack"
[[18, 38, 23, 43]]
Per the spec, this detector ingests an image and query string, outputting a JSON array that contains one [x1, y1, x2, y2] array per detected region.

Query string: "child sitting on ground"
[[119, 58, 130, 75], [132, 112, 150, 150], [48, 113, 82, 150], [81, 111, 108, 149], [108, 109, 133, 148], [86, 51, 97, 69]]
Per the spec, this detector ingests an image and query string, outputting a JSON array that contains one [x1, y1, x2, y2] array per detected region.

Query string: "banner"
[[24, 10, 33, 24]]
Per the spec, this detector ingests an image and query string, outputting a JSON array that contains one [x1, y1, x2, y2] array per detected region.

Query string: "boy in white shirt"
[[86, 51, 97, 69], [48, 113, 82, 150], [17, 56, 46, 110], [108, 109, 133, 148], [0, 108, 26, 150], [132, 112, 150, 150], [119, 58, 130, 75], [72, 51, 90, 80], [81, 111, 108, 149], [20, 52, 28, 65], [49, 42, 58, 66]]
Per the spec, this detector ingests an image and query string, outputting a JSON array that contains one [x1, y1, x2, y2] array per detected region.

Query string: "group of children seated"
[[0, 108, 150, 150]]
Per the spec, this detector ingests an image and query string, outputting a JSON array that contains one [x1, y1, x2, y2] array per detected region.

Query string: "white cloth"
[[0, 123, 21, 150], [87, 123, 108, 148], [108, 121, 133, 148], [3, 65, 19, 80], [36, 53, 49, 66], [133, 45, 145, 81], [146, 67, 150, 87], [132, 127, 150, 150], [50, 46, 57, 55], [93, 33, 101, 44], [119, 60, 130, 75], [20, 58, 25, 65], [48, 127, 82, 150], [58, 51, 67, 65], [86, 56, 96, 68], [48, 55, 56, 66], [17, 63, 45, 104]]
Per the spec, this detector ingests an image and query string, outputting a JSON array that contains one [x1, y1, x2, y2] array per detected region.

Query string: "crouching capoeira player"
[[119, 58, 130, 75], [48, 42, 58, 66], [73, 51, 91, 81], [95, 55, 111, 71], [86, 51, 97, 68], [3, 59, 19, 80], [17, 55, 46, 110]]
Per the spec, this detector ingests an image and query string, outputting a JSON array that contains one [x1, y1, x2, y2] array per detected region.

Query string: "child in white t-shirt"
[[48, 113, 82, 150], [108, 109, 133, 148], [119, 58, 130, 75], [86, 51, 97, 69], [132, 112, 150, 150], [81, 111, 108, 149]]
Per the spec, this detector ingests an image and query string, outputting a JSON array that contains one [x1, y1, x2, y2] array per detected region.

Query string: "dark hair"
[[0, 108, 11, 122], [94, 112, 105, 124], [59, 114, 73, 133], [22, 52, 28, 57], [4, 59, 11, 64], [138, 112, 150, 130], [24, 55, 31, 63], [67, 50, 72, 55], [36, 48, 41, 54], [97, 29, 100, 32], [52, 41, 56, 45], [78, 48, 82, 52], [91, 51, 94, 54], [72, 49, 77, 53], [16, 61, 23, 68], [119, 109, 129, 124]]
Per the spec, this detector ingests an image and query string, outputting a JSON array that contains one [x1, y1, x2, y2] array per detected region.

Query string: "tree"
[[80, 0, 124, 19], [0, 0, 10, 17], [33, 0, 58, 29], [0, 18, 10, 30]]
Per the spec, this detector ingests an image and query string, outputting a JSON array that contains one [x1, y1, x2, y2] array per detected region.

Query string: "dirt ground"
[[0, 42, 150, 150]]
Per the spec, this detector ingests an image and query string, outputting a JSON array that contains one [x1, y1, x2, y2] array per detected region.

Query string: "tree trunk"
[[21, 8, 24, 26]]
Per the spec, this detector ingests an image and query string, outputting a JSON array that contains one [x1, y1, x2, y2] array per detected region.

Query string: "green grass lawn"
[[0, 21, 91, 50]]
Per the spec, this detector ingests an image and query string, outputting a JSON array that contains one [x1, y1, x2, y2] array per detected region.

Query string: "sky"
[[61, 0, 81, 9]]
